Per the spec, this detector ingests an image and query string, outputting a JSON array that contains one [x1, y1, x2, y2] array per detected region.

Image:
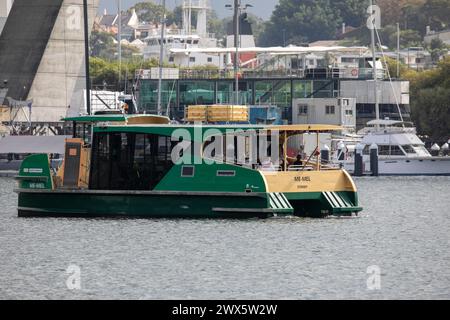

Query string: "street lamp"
[[226, 1, 252, 105]]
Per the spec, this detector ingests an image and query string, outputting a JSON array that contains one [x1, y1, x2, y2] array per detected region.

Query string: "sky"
[[98, 0, 278, 20]]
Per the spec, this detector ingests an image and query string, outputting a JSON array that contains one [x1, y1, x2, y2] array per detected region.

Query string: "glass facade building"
[[136, 77, 410, 128]]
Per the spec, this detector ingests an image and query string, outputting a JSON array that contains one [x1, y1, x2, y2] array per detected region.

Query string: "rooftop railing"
[[176, 67, 386, 80]]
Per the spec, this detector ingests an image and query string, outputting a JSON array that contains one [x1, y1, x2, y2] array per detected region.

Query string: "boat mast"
[[370, 0, 380, 128], [157, 0, 167, 116], [396, 22, 400, 78], [118, 0, 122, 93], [83, 0, 91, 115], [234, 0, 240, 106]]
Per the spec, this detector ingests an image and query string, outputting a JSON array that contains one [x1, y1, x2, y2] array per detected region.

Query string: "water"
[[0, 176, 449, 300]]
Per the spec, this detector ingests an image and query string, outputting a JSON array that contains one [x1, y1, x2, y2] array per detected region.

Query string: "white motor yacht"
[[338, 120, 450, 176]]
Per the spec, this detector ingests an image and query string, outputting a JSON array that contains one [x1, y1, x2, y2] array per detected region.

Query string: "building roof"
[[98, 14, 117, 27]]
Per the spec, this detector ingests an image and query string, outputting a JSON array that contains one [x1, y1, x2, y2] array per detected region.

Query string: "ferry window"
[[325, 105, 335, 114], [402, 145, 416, 154], [217, 170, 236, 177], [181, 166, 195, 177], [90, 132, 174, 191]]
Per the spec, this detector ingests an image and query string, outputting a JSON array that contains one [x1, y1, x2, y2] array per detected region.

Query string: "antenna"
[[83, 0, 91, 115], [369, 0, 380, 128], [157, 0, 167, 116]]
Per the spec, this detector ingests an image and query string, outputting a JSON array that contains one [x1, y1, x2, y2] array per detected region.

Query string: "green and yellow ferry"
[[15, 114, 362, 218]]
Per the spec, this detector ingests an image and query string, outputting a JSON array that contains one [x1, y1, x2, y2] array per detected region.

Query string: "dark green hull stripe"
[[16, 189, 361, 218]]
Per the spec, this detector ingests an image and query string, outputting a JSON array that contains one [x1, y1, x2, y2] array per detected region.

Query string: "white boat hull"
[[343, 157, 450, 176]]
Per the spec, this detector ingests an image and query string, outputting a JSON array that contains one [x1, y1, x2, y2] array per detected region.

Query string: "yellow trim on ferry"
[[261, 170, 356, 193]]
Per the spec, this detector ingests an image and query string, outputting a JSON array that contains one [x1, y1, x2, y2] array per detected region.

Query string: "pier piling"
[[354, 143, 364, 177], [370, 143, 379, 176]]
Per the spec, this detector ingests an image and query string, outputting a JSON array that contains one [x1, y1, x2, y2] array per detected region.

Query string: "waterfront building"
[[142, 0, 223, 68], [134, 50, 410, 130]]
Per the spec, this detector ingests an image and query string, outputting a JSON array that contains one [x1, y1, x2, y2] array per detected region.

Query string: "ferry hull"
[[16, 189, 360, 219], [17, 190, 287, 219]]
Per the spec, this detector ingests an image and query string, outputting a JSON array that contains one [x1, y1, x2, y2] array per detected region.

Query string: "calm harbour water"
[[0, 176, 449, 300]]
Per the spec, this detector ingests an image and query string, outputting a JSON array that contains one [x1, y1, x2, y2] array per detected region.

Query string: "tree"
[[90, 57, 159, 91], [407, 57, 450, 142], [260, 0, 342, 46], [131, 2, 165, 24], [332, 0, 367, 27], [429, 38, 448, 62], [90, 31, 140, 61], [421, 0, 450, 31]]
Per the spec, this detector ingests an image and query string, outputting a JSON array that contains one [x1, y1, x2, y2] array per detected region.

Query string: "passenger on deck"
[[293, 154, 303, 166]]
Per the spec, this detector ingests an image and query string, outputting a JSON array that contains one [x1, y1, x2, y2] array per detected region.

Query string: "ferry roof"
[[63, 114, 171, 124], [94, 124, 343, 140], [63, 114, 126, 123]]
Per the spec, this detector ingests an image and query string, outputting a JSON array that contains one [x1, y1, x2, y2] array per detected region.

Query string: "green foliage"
[[260, 0, 343, 46], [90, 31, 140, 60], [406, 58, 450, 141], [90, 57, 158, 90], [421, 0, 450, 31], [262, 0, 449, 49], [131, 2, 166, 25], [428, 38, 449, 62], [331, 0, 367, 27], [382, 56, 449, 141]]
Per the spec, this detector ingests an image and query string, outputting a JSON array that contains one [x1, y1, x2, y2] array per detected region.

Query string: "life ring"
[[351, 69, 358, 77]]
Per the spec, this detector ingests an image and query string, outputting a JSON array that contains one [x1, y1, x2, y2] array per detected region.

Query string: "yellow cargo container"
[[186, 105, 248, 123]]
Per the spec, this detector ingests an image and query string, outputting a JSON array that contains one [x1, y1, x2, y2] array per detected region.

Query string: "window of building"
[[207, 57, 213, 63], [298, 105, 308, 115], [169, 56, 174, 62], [189, 57, 196, 62], [325, 105, 335, 114], [345, 109, 353, 116]]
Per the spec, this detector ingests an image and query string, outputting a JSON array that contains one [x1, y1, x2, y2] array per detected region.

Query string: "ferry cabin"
[[15, 116, 362, 218]]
